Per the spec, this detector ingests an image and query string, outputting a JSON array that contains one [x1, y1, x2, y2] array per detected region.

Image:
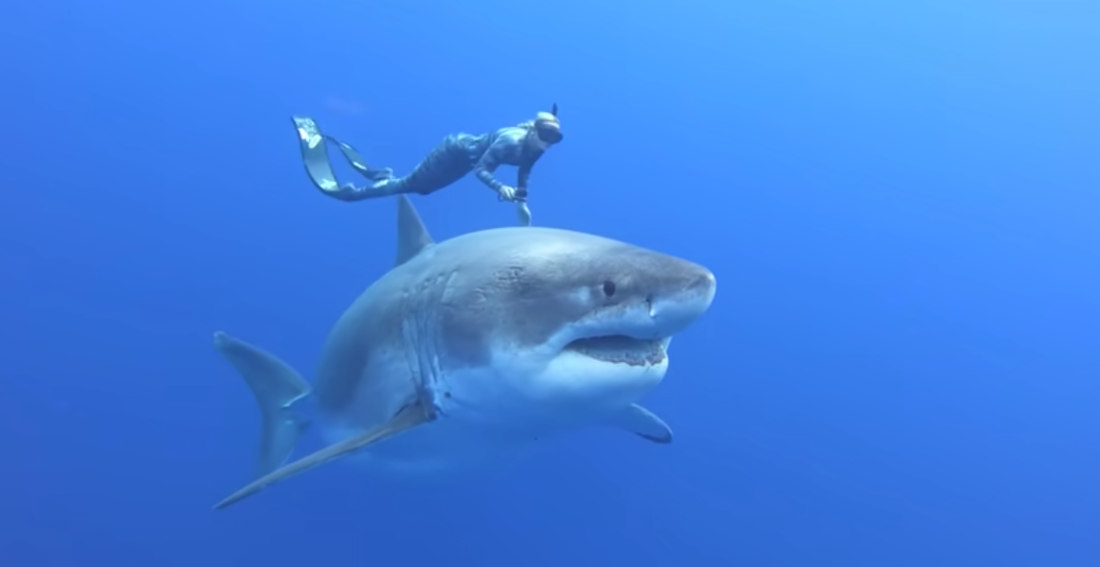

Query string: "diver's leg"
[[316, 133, 475, 202], [326, 178, 406, 201], [397, 134, 476, 195]]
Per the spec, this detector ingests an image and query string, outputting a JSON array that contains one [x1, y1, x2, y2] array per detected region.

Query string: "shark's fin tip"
[[211, 401, 433, 510], [609, 403, 673, 444]]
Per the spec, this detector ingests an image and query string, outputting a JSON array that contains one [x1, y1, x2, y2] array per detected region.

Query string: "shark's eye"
[[602, 280, 616, 297]]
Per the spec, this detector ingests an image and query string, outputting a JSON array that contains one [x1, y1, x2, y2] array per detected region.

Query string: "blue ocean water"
[[1, 1, 1097, 565]]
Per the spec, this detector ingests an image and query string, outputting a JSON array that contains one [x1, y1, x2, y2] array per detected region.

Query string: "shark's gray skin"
[[211, 196, 717, 509]]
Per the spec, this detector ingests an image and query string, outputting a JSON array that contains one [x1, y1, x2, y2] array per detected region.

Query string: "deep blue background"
[[2, 1, 1097, 565]]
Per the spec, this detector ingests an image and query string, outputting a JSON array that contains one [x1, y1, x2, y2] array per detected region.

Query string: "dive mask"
[[533, 104, 563, 144], [536, 121, 563, 144]]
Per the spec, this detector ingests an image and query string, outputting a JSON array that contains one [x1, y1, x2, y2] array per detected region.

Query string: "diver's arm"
[[515, 150, 545, 201], [473, 157, 506, 193], [515, 163, 534, 201], [472, 138, 515, 198]]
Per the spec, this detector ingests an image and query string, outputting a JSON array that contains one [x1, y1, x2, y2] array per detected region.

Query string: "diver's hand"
[[496, 185, 517, 201]]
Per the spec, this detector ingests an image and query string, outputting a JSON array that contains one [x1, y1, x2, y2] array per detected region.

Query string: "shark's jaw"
[[563, 335, 668, 366], [432, 251, 717, 434], [454, 316, 679, 431], [450, 279, 714, 429], [504, 332, 671, 428]]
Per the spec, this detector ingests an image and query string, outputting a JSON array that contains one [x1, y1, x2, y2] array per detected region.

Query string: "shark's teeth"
[[565, 335, 667, 366]]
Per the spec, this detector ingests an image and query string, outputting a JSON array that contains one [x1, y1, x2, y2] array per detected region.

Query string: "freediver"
[[291, 105, 564, 226]]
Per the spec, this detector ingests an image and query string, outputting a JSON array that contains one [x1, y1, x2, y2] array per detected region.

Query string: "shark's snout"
[[635, 262, 717, 339], [554, 255, 718, 346], [541, 258, 715, 415]]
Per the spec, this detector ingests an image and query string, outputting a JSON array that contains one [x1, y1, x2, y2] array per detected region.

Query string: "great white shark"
[[211, 195, 717, 509]]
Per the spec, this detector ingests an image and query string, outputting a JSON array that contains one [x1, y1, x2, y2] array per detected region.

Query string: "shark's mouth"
[[565, 335, 667, 366]]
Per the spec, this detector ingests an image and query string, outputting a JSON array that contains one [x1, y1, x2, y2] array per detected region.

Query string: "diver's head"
[[530, 103, 563, 148]]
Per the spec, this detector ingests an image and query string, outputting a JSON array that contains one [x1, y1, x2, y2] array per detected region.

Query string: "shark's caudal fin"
[[394, 195, 434, 266], [213, 331, 313, 479]]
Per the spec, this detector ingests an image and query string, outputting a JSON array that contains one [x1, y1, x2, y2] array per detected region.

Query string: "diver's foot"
[[366, 167, 394, 182], [370, 178, 406, 196]]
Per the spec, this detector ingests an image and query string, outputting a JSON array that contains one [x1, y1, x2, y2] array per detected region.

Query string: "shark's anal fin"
[[394, 195, 434, 267], [609, 403, 673, 444], [213, 332, 313, 478], [212, 401, 436, 510]]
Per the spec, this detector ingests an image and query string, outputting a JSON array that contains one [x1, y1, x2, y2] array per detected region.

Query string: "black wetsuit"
[[294, 117, 545, 203]]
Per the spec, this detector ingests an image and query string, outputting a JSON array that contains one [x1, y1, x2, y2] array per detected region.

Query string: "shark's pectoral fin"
[[213, 401, 436, 510], [608, 403, 673, 444]]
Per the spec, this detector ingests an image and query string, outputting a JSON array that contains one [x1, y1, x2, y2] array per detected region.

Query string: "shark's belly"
[[314, 363, 562, 478]]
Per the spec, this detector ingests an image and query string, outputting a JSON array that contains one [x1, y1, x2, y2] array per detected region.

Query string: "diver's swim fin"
[[291, 115, 394, 197], [292, 116, 343, 196], [326, 136, 393, 181]]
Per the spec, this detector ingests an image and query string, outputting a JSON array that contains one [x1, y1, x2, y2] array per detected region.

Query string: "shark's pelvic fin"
[[394, 195, 434, 267], [609, 403, 673, 444], [213, 332, 313, 479], [212, 400, 436, 510]]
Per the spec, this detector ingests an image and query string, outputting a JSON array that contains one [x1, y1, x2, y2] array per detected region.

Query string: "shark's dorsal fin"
[[395, 195, 434, 267]]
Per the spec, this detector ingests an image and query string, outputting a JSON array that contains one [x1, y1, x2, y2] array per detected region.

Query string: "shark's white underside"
[[319, 348, 671, 478]]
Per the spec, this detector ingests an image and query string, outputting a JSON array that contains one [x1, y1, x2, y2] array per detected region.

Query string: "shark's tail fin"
[[213, 331, 313, 479]]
